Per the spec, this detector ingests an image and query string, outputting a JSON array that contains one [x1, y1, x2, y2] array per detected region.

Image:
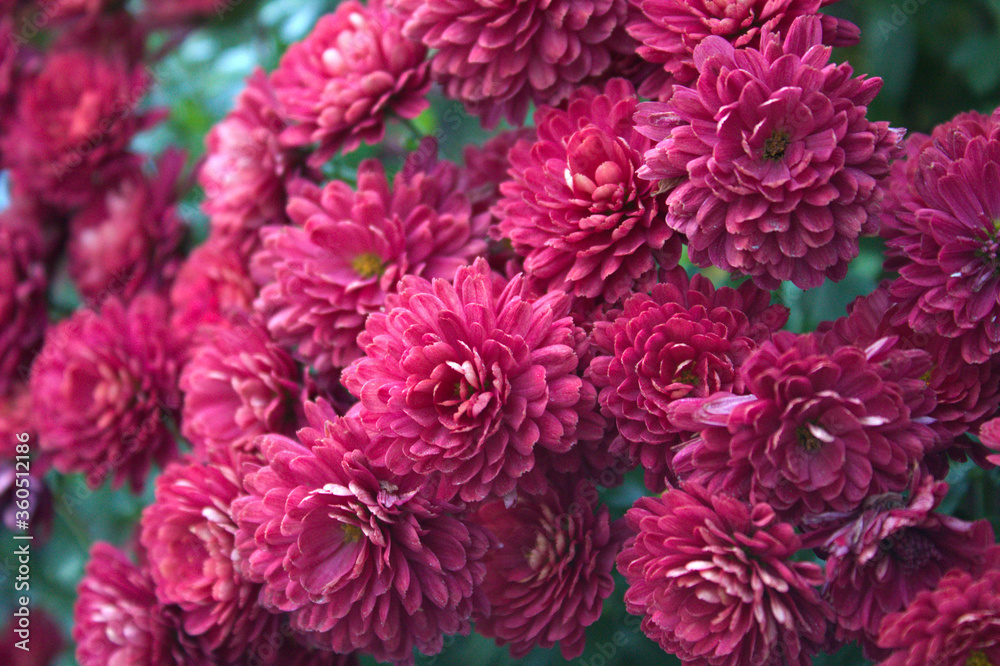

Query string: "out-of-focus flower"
[[804, 475, 995, 660], [342, 258, 593, 503], [394, 0, 628, 127], [180, 323, 299, 461], [31, 294, 182, 491], [0, 212, 48, 397], [1, 608, 63, 666], [589, 266, 787, 491], [474, 480, 624, 659], [627, 0, 858, 99], [67, 150, 186, 303], [670, 331, 937, 523], [272, 0, 430, 165], [200, 68, 302, 250], [495, 79, 680, 307], [636, 16, 900, 289], [233, 411, 493, 664], [617, 483, 832, 665], [254, 144, 488, 374], [876, 546, 1000, 666]]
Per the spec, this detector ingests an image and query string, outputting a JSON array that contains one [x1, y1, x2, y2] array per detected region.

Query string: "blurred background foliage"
[[4, 0, 1000, 664]]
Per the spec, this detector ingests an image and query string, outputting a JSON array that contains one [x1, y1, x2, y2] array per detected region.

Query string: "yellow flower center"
[[351, 252, 384, 278], [341, 523, 363, 543], [763, 130, 790, 161], [965, 651, 995, 666], [797, 426, 822, 452]]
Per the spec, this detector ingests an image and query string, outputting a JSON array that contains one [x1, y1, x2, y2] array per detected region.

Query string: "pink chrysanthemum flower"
[[233, 410, 492, 664], [0, 212, 48, 397], [180, 323, 299, 461], [670, 331, 937, 523], [342, 258, 594, 504], [617, 483, 832, 665], [393, 0, 627, 127], [169, 234, 259, 346], [803, 475, 995, 660], [494, 79, 681, 306], [588, 266, 787, 491], [887, 126, 1000, 364], [67, 150, 186, 303], [636, 16, 900, 289], [140, 456, 282, 662], [473, 480, 624, 659], [254, 146, 488, 374], [876, 547, 1000, 666], [200, 69, 302, 249], [979, 418, 1000, 467], [31, 293, 182, 491], [627, 0, 859, 99], [271, 0, 430, 164]]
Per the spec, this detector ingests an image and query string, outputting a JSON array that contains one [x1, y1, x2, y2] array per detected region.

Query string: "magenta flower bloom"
[[589, 266, 787, 491], [979, 417, 1000, 467], [617, 483, 832, 665], [627, 0, 858, 99], [887, 129, 1000, 364], [804, 475, 995, 659], [473, 480, 624, 659], [200, 69, 301, 248], [394, 0, 627, 127], [342, 258, 594, 503], [31, 293, 182, 491], [876, 547, 1000, 666], [671, 331, 937, 523], [0, 212, 48, 397], [233, 412, 492, 664], [272, 0, 430, 164], [140, 457, 283, 662], [180, 323, 300, 461], [637, 16, 900, 289], [67, 150, 186, 303], [495, 79, 680, 305]]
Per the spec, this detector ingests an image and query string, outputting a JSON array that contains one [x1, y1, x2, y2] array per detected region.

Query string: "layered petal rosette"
[[272, 0, 431, 164], [393, 0, 628, 127], [617, 483, 832, 665], [495, 79, 681, 306], [254, 147, 488, 374], [636, 16, 900, 289], [876, 547, 1000, 666], [627, 0, 859, 99], [473, 479, 624, 659], [233, 410, 492, 664], [670, 331, 937, 523], [342, 258, 594, 503], [589, 266, 787, 491], [30, 293, 182, 491]]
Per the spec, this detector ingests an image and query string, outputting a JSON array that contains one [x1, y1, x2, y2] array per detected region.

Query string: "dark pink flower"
[[30, 293, 182, 491], [670, 331, 937, 523], [0, 212, 48, 397], [233, 411, 492, 664], [804, 475, 995, 660], [1, 608, 63, 666], [272, 0, 430, 164], [887, 125, 1000, 364], [495, 79, 680, 306], [473, 480, 624, 659], [394, 0, 627, 127], [140, 456, 282, 662], [627, 0, 858, 99], [588, 266, 787, 491], [254, 146, 488, 374], [979, 417, 1000, 467], [200, 69, 303, 248], [180, 323, 300, 460], [1, 35, 161, 209], [637, 16, 900, 289], [617, 483, 832, 665], [67, 150, 186, 303], [342, 258, 594, 503], [876, 547, 1000, 666]]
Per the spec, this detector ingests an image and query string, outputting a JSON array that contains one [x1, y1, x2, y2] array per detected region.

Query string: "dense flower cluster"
[[4, 1, 998, 664]]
